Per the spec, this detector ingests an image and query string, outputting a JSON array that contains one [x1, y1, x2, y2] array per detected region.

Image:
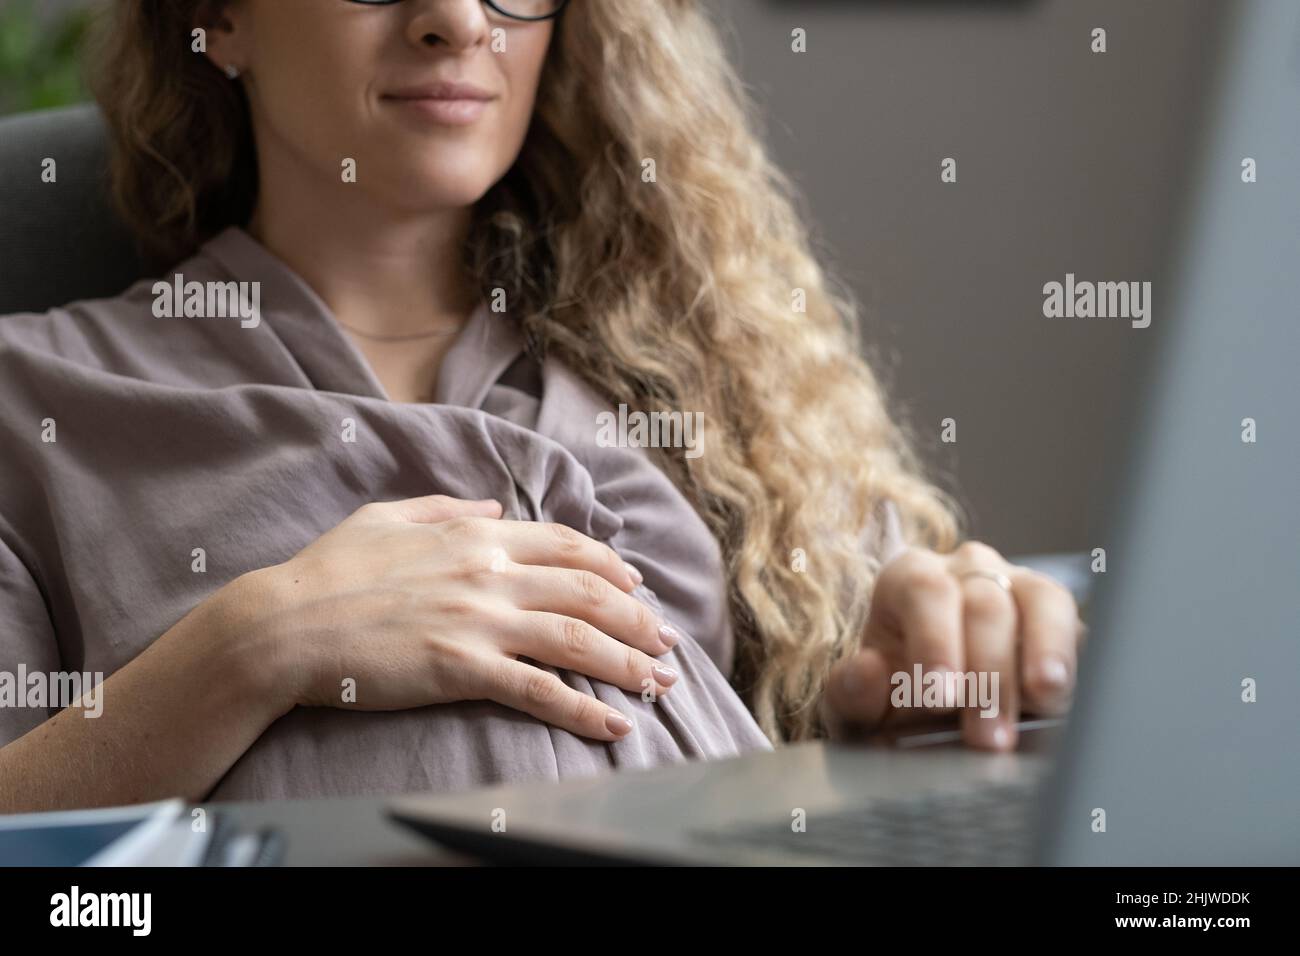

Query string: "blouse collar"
[[198, 226, 525, 409]]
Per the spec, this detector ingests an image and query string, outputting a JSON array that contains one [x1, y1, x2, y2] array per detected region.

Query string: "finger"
[[1009, 568, 1079, 715], [822, 646, 893, 733], [509, 565, 674, 655], [369, 495, 504, 524], [484, 657, 637, 742], [510, 612, 678, 699], [867, 548, 965, 675], [496, 521, 641, 593], [957, 574, 1020, 751]]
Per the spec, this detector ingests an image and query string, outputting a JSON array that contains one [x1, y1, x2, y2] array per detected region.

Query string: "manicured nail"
[[652, 664, 679, 685], [624, 562, 644, 586], [1038, 656, 1070, 690], [658, 624, 680, 648], [606, 710, 633, 736]]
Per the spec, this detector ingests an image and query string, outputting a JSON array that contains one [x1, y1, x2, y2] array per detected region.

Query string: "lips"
[[380, 80, 498, 126], [382, 80, 496, 102]]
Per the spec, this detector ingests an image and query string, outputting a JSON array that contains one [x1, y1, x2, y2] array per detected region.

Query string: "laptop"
[[389, 0, 1300, 865]]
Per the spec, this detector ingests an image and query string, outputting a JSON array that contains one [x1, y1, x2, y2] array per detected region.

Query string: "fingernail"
[[624, 562, 644, 586], [658, 623, 680, 648], [1039, 656, 1070, 690], [606, 710, 633, 736], [991, 723, 1014, 751], [652, 663, 679, 685]]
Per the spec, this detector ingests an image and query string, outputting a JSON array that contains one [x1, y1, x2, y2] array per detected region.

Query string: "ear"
[[194, 0, 247, 78]]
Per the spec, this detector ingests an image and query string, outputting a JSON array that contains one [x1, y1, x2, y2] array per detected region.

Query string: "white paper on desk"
[[132, 818, 214, 867], [83, 799, 185, 866]]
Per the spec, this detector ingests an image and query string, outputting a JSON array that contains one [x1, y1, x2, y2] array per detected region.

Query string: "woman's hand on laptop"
[[248, 494, 678, 741], [820, 541, 1083, 751]]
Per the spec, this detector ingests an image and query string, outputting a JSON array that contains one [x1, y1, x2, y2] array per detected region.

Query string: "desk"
[[205, 794, 478, 866]]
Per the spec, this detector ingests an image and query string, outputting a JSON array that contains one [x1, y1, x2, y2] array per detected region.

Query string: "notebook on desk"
[[0, 799, 285, 867]]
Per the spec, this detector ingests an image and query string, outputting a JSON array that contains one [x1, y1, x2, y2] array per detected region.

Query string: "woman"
[[0, 0, 1080, 812]]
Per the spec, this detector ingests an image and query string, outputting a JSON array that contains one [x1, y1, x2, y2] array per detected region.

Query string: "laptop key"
[[692, 781, 1037, 865]]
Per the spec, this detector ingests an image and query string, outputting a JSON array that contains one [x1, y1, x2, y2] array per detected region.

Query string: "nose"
[[404, 0, 491, 52]]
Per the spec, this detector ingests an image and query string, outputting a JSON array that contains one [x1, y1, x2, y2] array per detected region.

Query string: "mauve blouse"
[[0, 227, 905, 802]]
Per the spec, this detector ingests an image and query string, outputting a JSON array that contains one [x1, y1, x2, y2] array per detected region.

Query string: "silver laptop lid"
[[1041, 0, 1300, 865]]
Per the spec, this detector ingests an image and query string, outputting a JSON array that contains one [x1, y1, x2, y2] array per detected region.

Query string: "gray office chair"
[[0, 104, 153, 316]]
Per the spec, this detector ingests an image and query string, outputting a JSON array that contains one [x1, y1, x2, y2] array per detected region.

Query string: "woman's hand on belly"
[[253, 495, 681, 741]]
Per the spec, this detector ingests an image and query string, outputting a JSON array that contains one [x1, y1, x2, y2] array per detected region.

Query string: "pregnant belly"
[[207, 635, 773, 803]]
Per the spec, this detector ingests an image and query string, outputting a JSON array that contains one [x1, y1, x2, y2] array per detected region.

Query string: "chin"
[[377, 179, 496, 217], [375, 174, 495, 215]]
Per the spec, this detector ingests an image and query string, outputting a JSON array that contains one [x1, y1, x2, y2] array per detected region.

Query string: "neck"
[[247, 139, 479, 338]]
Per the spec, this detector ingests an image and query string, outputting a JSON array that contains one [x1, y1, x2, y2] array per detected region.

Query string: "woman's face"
[[206, 0, 555, 213]]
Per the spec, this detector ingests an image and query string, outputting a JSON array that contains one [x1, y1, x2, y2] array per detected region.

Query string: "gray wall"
[[712, 0, 1232, 555]]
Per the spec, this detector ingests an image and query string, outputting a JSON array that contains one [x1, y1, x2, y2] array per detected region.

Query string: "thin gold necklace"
[[336, 320, 464, 343]]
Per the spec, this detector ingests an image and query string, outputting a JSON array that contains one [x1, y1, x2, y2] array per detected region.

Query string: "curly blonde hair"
[[90, 0, 961, 744]]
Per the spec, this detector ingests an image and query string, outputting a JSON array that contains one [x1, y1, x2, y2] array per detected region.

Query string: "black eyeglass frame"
[[342, 0, 570, 22]]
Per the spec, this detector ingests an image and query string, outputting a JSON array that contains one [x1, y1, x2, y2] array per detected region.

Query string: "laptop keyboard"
[[692, 781, 1037, 865]]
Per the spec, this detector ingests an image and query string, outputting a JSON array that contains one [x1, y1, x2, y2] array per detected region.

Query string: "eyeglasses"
[[343, 0, 570, 22]]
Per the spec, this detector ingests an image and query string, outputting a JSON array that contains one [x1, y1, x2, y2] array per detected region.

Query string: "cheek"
[[491, 37, 552, 155], [491, 88, 537, 164], [247, 22, 376, 173]]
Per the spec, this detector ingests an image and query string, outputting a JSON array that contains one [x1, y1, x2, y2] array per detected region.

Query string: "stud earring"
[[224, 64, 240, 80]]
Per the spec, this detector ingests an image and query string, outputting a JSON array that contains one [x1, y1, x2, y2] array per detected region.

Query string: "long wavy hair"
[[90, 0, 961, 744]]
